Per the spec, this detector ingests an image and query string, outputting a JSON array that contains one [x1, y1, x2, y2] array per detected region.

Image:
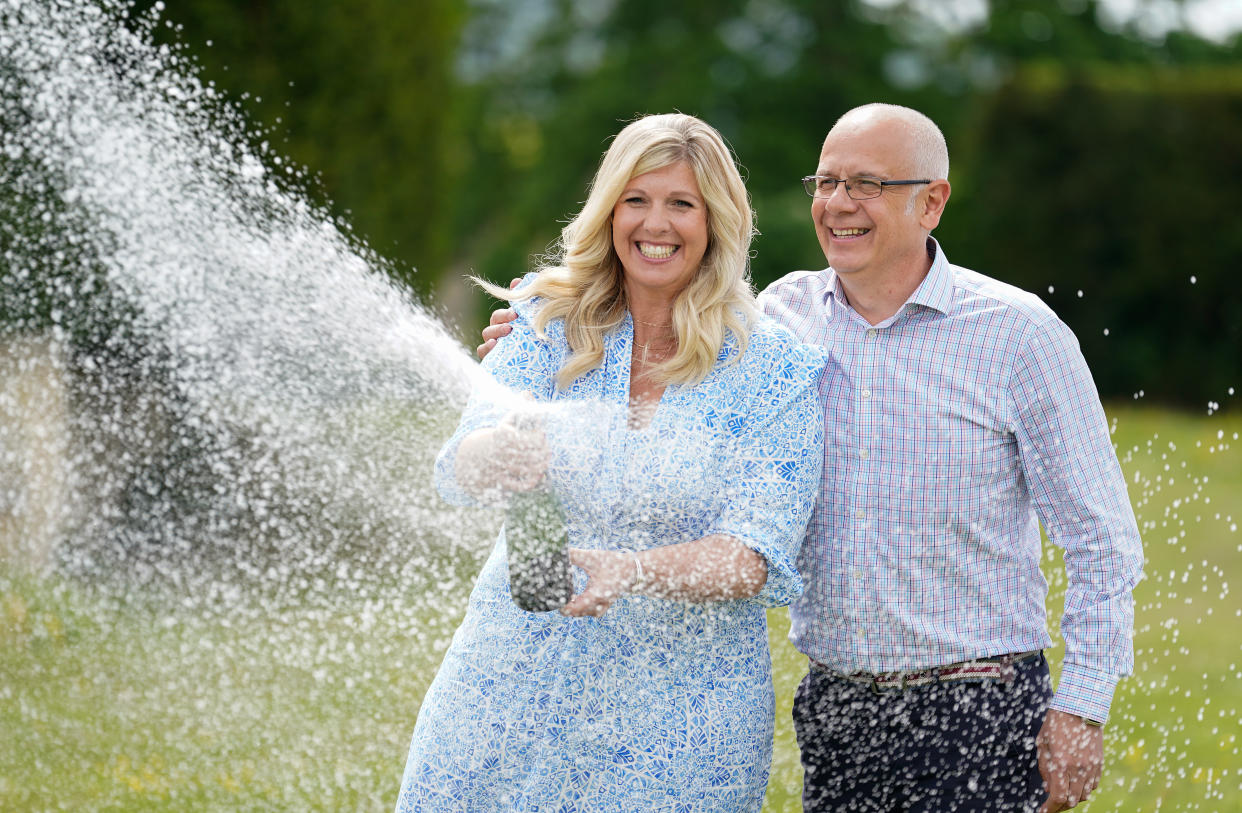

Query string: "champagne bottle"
[[503, 413, 572, 612], [505, 486, 573, 612]]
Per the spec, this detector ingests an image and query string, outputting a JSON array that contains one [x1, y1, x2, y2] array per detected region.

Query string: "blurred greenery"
[[142, 0, 466, 299], [123, 0, 1242, 408], [5, 2, 1240, 808]]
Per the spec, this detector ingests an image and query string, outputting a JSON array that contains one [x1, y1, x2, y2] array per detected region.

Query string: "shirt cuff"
[[1049, 662, 1120, 723]]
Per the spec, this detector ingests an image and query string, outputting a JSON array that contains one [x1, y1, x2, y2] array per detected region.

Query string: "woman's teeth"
[[638, 242, 677, 259]]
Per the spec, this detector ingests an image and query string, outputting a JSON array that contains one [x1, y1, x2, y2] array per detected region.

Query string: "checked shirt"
[[761, 238, 1144, 723]]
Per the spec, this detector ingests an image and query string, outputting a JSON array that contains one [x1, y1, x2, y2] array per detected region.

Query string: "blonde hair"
[[479, 113, 757, 388]]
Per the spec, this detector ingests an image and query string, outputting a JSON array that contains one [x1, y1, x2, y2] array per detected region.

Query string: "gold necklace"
[[633, 338, 674, 360]]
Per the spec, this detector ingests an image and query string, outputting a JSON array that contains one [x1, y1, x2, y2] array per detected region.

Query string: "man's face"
[[811, 117, 930, 279]]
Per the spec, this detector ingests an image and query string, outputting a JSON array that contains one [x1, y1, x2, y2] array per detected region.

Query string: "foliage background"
[[134, 0, 1242, 408], [3, 2, 1241, 810]]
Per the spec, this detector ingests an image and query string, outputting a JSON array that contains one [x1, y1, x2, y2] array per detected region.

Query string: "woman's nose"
[[643, 207, 672, 233]]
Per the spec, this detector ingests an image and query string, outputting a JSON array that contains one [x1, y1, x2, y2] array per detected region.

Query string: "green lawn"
[[2, 404, 1239, 811], [763, 403, 1242, 812]]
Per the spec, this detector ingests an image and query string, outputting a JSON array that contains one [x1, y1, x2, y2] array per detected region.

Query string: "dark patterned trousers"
[[793, 653, 1053, 812]]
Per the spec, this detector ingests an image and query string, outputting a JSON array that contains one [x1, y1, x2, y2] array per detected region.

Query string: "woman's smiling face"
[[611, 161, 709, 303]]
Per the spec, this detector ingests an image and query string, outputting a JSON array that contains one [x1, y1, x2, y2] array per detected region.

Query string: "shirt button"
[[866, 329, 878, 338], [853, 570, 862, 580], [859, 448, 869, 459], [861, 388, 871, 399], [855, 510, 866, 520]]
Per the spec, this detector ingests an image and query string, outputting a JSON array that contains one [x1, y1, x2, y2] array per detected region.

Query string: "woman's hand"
[[561, 548, 640, 617], [491, 412, 551, 490], [455, 411, 550, 501]]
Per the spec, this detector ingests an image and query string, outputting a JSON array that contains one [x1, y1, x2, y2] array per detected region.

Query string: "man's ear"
[[918, 179, 951, 231]]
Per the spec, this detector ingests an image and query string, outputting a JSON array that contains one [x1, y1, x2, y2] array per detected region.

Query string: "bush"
[[940, 66, 1242, 407]]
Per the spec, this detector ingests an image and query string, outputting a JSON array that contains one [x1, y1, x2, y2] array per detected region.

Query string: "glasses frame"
[[801, 175, 933, 200]]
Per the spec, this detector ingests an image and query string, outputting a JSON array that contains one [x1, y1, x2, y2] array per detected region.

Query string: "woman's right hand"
[[489, 412, 551, 491], [455, 411, 550, 500]]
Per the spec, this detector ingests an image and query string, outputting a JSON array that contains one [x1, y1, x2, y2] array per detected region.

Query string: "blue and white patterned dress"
[[397, 286, 826, 812]]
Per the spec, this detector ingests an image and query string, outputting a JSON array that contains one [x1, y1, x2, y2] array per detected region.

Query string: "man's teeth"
[[832, 228, 869, 237], [638, 242, 677, 259]]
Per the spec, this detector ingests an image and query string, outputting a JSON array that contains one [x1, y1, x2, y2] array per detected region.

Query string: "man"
[[478, 104, 1143, 812]]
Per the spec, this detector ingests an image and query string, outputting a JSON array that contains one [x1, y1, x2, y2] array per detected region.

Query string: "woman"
[[396, 113, 825, 811]]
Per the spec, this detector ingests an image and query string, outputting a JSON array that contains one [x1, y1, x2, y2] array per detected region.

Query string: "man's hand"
[[476, 277, 522, 359], [1037, 708, 1104, 811], [560, 548, 639, 617]]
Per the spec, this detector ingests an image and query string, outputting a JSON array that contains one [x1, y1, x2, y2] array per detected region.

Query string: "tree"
[[150, 0, 465, 296]]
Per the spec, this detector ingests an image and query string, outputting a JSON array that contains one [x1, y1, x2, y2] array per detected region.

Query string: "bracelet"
[[622, 549, 645, 590]]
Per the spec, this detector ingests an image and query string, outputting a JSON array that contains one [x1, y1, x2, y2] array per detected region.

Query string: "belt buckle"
[[869, 671, 905, 693]]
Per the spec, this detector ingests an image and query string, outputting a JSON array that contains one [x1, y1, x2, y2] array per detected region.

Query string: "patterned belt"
[[811, 650, 1042, 693]]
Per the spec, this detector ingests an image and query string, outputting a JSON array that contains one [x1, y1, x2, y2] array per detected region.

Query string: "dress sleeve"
[[708, 335, 827, 607], [1010, 315, 1144, 722], [433, 280, 560, 506]]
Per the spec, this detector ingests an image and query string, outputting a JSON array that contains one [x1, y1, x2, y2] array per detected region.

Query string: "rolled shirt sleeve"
[[709, 335, 827, 607]]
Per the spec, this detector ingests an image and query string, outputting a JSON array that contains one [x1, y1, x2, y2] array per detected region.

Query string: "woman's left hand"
[[561, 548, 640, 617]]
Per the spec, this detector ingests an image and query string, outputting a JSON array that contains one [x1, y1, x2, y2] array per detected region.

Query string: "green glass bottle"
[[505, 486, 573, 612]]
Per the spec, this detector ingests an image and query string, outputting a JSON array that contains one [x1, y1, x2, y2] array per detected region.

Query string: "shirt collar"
[[907, 237, 954, 315], [827, 271, 849, 309], [824, 236, 954, 319]]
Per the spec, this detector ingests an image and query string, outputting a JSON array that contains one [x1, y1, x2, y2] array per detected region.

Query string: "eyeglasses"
[[801, 175, 932, 200]]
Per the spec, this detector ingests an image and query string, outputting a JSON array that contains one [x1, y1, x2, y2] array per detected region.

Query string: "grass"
[[1077, 404, 1242, 812], [0, 568, 470, 810], [1, 403, 1239, 811], [760, 403, 1242, 812]]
